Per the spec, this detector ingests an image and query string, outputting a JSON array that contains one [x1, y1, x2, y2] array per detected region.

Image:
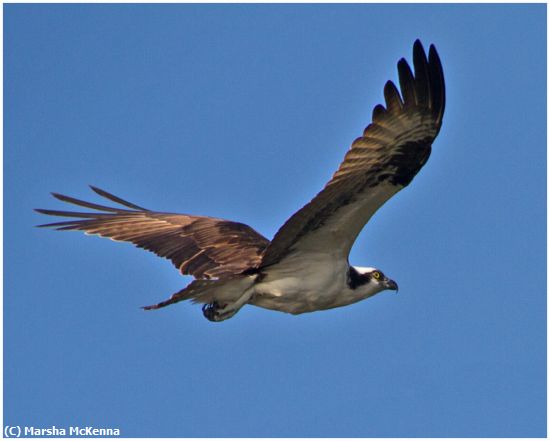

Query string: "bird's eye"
[[372, 271, 381, 279]]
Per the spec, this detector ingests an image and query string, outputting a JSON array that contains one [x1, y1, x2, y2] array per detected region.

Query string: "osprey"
[[37, 40, 445, 322]]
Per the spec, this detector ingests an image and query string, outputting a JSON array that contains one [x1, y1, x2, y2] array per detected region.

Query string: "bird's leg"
[[202, 287, 254, 322]]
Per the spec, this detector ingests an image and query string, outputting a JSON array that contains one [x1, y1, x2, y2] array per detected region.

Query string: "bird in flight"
[[37, 40, 445, 322]]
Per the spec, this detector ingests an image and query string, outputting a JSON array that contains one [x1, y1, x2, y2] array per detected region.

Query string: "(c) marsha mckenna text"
[[17, 426, 120, 437]]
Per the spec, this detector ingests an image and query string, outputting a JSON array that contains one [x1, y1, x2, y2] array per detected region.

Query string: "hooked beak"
[[385, 278, 399, 292]]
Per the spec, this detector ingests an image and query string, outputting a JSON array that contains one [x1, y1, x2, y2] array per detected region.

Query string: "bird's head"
[[348, 266, 398, 298]]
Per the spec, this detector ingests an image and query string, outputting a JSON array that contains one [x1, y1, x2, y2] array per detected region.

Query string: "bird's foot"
[[202, 302, 237, 322]]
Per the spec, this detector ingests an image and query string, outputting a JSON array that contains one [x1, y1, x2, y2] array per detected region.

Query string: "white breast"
[[251, 251, 359, 314]]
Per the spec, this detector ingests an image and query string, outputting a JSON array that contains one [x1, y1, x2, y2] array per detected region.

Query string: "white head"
[[347, 266, 398, 298]]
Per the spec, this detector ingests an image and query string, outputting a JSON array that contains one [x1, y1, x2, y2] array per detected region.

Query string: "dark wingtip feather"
[[35, 222, 53, 228], [35, 208, 58, 228], [383, 80, 403, 113], [372, 104, 387, 122], [50, 192, 124, 213], [397, 58, 416, 106], [36, 222, 78, 229], [35, 207, 75, 216], [413, 39, 425, 54], [89, 185, 149, 211], [34, 207, 110, 218], [412, 40, 430, 107], [428, 44, 446, 126], [395, 40, 445, 132]]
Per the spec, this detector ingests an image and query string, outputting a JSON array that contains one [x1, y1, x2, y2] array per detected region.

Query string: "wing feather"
[[428, 45, 446, 125], [261, 40, 445, 267], [397, 57, 417, 107], [412, 40, 431, 107], [36, 187, 270, 279], [383, 81, 403, 113]]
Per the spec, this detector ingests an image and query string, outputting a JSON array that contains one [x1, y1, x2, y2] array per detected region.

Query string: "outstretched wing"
[[261, 40, 445, 267], [36, 186, 270, 279]]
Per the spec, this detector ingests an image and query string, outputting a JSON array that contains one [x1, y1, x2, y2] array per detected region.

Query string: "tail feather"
[[142, 279, 220, 310]]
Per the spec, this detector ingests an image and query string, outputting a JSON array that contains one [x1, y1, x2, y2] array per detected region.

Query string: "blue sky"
[[4, 3, 546, 437]]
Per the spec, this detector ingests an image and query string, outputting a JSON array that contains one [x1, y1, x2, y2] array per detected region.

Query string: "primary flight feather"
[[37, 40, 445, 322]]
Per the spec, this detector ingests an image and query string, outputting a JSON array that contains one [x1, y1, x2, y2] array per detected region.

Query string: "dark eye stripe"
[[347, 267, 371, 289]]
